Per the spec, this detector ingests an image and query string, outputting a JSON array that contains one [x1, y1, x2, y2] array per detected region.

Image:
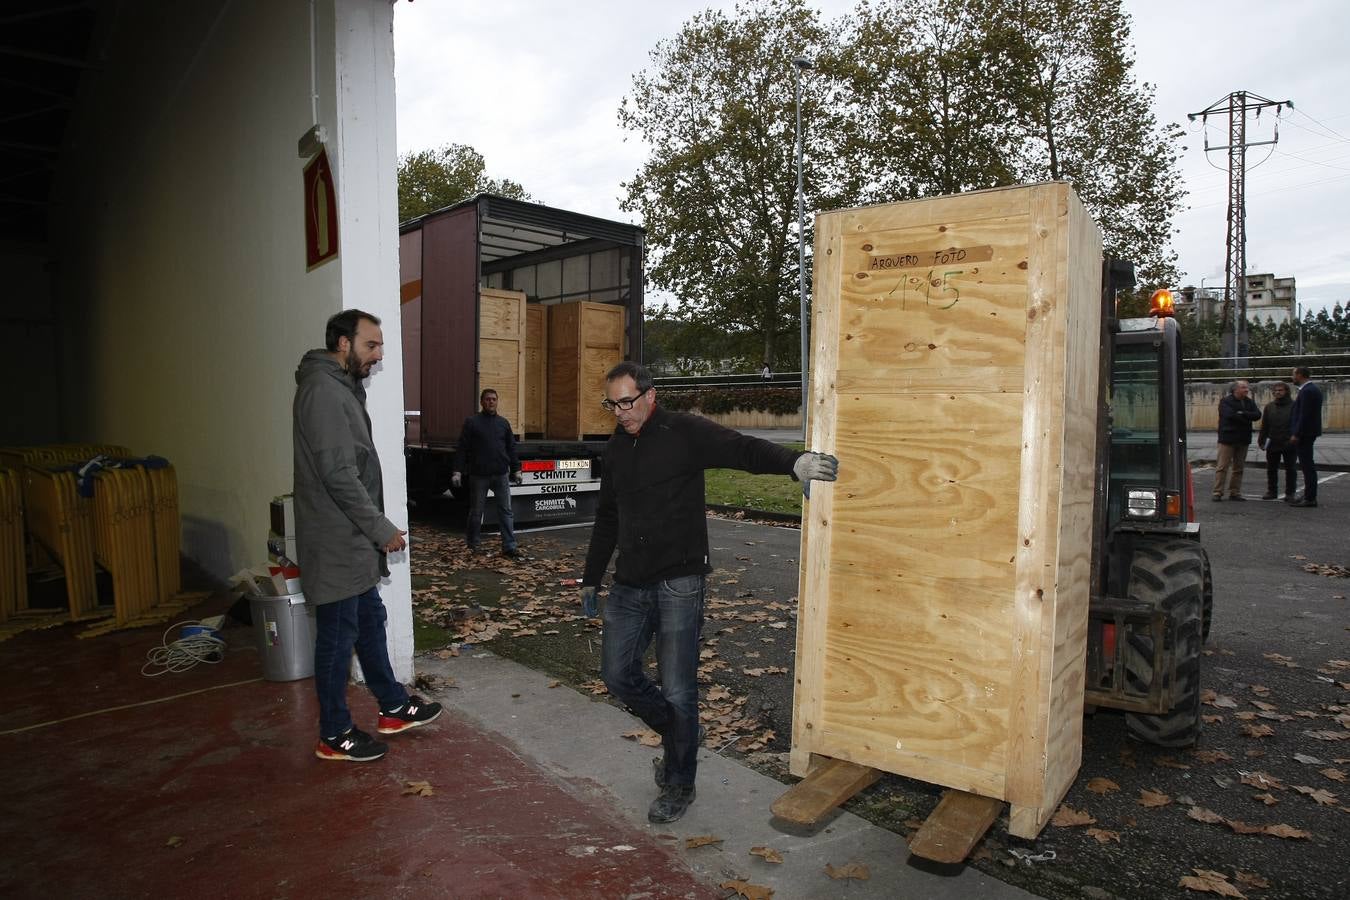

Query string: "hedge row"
[[660, 387, 801, 416]]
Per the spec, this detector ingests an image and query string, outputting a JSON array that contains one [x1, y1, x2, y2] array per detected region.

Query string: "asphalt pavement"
[[408, 441, 1349, 900]]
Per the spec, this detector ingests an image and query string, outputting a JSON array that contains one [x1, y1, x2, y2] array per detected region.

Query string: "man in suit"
[[1289, 366, 1324, 508]]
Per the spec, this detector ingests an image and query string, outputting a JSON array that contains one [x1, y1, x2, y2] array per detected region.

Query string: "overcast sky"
[[394, 0, 1350, 314]]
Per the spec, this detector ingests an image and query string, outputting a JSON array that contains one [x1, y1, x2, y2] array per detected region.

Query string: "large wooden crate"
[[524, 303, 548, 436], [546, 301, 624, 440], [478, 288, 527, 434], [792, 182, 1103, 839]]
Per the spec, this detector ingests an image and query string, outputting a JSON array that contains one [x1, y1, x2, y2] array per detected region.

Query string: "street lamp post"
[[793, 55, 813, 443]]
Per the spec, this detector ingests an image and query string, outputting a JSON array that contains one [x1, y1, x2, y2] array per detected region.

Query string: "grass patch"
[[704, 442, 806, 516]]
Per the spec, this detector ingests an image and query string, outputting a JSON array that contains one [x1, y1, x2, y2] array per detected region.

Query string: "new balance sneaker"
[[315, 727, 387, 762], [378, 695, 443, 735]]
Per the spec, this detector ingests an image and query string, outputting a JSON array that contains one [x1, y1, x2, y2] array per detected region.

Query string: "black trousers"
[[1265, 444, 1297, 496], [1296, 436, 1318, 501]]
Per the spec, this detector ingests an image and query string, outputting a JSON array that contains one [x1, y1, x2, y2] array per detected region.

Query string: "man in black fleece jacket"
[[581, 361, 838, 823], [452, 389, 522, 556]]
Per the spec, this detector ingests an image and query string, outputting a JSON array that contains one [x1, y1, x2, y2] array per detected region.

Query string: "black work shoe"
[[503, 546, 521, 559], [1293, 498, 1319, 508], [648, 784, 696, 824], [1229, 495, 1246, 501], [378, 695, 444, 734], [1284, 494, 1299, 503], [315, 727, 387, 762], [1211, 495, 1223, 502], [1262, 491, 1277, 500]]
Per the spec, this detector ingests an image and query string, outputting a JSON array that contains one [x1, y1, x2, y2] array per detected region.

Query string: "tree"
[[833, 0, 1021, 203], [397, 143, 529, 222], [619, 0, 838, 370], [991, 0, 1187, 287]]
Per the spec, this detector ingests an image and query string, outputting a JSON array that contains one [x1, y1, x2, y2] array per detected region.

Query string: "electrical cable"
[[141, 620, 228, 676]]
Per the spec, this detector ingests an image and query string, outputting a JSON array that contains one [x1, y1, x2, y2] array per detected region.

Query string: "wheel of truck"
[[1122, 537, 1205, 748], [1201, 547, 1214, 644]]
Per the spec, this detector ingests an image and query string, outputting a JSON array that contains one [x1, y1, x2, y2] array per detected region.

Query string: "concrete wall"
[[48, 0, 412, 676], [1186, 381, 1346, 432]]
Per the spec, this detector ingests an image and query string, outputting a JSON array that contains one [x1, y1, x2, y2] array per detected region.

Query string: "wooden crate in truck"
[[786, 181, 1103, 842]]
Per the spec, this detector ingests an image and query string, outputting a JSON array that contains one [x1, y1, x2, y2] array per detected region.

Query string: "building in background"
[[1245, 273, 1297, 325]]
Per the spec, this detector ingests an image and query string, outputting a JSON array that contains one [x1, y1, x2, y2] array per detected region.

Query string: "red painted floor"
[[0, 611, 717, 899]]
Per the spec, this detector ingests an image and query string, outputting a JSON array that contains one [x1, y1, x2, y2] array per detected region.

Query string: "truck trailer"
[[399, 194, 645, 524]]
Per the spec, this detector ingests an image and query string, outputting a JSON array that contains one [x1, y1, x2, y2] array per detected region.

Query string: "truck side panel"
[[421, 206, 478, 444], [399, 229, 422, 444]]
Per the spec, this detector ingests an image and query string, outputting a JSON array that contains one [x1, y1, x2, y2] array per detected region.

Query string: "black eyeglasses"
[[600, 395, 642, 412]]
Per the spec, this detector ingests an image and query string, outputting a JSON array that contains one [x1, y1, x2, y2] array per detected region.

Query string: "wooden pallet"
[[786, 182, 1103, 847], [23, 467, 100, 619], [0, 467, 26, 621]]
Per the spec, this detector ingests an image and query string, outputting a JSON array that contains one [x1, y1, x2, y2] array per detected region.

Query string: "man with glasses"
[[580, 361, 838, 823]]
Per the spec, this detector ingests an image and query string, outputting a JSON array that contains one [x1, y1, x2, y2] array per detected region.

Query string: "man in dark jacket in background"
[[294, 309, 441, 763], [580, 361, 839, 824], [1212, 379, 1261, 501], [452, 388, 522, 556], [1289, 366, 1324, 508], [1258, 382, 1297, 501]]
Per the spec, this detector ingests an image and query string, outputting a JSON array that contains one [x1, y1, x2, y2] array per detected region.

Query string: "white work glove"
[[451, 472, 462, 490], [793, 451, 839, 499], [580, 585, 599, 618]]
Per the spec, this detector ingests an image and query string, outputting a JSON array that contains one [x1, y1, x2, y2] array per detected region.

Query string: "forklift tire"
[[1122, 537, 1205, 748], [1200, 547, 1214, 644]]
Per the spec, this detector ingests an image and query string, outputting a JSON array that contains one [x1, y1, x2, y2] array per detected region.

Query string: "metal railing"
[[653, 372, 804, 390], [1182, 352, 1350, 384]]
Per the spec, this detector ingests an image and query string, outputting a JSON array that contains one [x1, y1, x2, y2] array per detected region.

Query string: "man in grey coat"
[[293, 309, 441, 762]]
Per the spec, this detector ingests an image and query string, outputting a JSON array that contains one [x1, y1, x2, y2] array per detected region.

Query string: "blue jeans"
[[467, 473, 516, 550], [313, 586, 408, 737], [600, 574, 705, 787]]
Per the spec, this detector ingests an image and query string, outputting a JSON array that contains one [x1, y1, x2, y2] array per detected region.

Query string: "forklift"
[[1085, 260, 1213, 747]]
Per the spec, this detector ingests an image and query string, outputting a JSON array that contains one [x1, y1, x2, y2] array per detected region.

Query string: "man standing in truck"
[[293, 309, 442, 762], [452, 388, 523, 556], [579, 361, 839, 824]]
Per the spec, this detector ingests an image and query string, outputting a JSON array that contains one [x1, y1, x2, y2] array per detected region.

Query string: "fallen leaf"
[[1293, 753, 1326, 765], [165, 836, 185, 848], [1293, 785, 1338, 805], [685, 835, 723, 849], [402, 780, 434, 797], [1262, 823, 1313, 839], [1234, 871, 1270, 890], [1305, 730, 1350, 742], [1086, 777, 1120, 795], [1202, 714, 1225, 725], [824, 862, 869, 881], [1239, 771, 1285, 790], [1251, 700, 1278, 712], [1179, 870, 1246, 898], [547, 679, 561, 688], [1204, 692, 1240, 709], [720, 879, 773, 900], [1241, 723, 1275, 739], [1252, 793, 1279, 806], [1086, 827, 1121, 844], [1156, 755, 1193, 769], [622, 728, 663, 748], [1138, 788, 1173, 808], [1263, 652, 1300, 668], [1320, 767, 1347, 782], [1191, 749, 1233, 765], [1188, 806, 1228, 824], [749, 846, 784, 864], [1051, 805, 1096, 827]]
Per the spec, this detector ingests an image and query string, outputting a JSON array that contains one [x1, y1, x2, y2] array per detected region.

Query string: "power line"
[[1188, 91, 1293, 367]]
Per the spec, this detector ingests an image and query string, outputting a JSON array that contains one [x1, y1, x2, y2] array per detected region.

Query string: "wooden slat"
[[770, 756, 880, 826], [908, 790, 1005, 864]]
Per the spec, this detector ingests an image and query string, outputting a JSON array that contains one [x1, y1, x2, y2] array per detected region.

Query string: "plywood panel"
[[792, 182, 1103, 840], [546, 301, 624, 439], [524, 304, 547, 434], [478, 288, 526, 434]]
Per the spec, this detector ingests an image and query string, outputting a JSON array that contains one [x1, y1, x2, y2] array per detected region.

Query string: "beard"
[[347, 347, 372, 378]]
